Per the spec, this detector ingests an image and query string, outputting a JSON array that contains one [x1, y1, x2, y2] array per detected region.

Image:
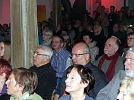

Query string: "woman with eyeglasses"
[[117, 76, 134, 100], [5, 68, 43, 100], [59, 64, 94, 100]]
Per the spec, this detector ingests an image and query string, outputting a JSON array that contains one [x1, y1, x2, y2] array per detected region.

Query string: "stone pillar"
[[52, 0, 62, 29], [10, 0, 38, 68]]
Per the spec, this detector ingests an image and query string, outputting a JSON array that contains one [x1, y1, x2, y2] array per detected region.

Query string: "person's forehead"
[[53, 36, 60, 40], [69, 68, 81, 78], [35, 48, 43, 53], [106, 38, 116, 44], [72, 45, 84, 53], [9, 73, 15, 79]]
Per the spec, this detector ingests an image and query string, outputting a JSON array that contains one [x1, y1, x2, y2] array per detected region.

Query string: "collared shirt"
[[51, 48, 71, 78]]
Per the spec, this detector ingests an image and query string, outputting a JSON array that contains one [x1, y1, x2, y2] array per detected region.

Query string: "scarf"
[[98, 51, 119, 81]]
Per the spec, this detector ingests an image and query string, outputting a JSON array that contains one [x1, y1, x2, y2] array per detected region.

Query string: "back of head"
[[0, 58, 12, 80], [11, 68, 38, 95], [120, 76, 134, 99]]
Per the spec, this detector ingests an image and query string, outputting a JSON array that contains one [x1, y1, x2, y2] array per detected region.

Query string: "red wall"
[[0, 0, 10, 25]]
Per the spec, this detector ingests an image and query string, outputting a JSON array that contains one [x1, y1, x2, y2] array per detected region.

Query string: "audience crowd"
[[0, 5, 134, 100]]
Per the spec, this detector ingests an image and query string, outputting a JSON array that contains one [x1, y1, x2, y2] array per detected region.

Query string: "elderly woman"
[[42, 29, 53, 46], [59, 64, 94, 100], [117, 76, 134, 100], [0, 59, 12, 95], [6, 68, 43, 100], [0, 40, 11, 63]]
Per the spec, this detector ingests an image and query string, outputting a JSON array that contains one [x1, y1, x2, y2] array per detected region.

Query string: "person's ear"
[[81, 81, 89, 88]]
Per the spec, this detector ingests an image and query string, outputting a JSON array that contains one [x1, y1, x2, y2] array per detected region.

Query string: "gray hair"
[[81, 42, 90, 54], [42, 29, 53, 37], [127, 46, 134, 54], [36, 45, 53, 58]]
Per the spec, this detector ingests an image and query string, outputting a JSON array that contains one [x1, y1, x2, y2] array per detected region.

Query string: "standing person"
[[59, 65, 94, 100], [0, 40, 11, 63], [96, 47, 134, 100], [51, 36, 71, 82], [95, 37, 124, 81], [6, 68, 43, 100], [108, 6, 118, 32], [30, 45, 56, 100], [53, 42, 108, 100]]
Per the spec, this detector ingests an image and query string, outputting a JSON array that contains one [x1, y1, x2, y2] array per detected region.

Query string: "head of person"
[[56, 23, 63, 31], [113, 23, 120, 33], [130, 10, 134, 17], [61, 34, 70, 48], [71, 42, 90, 66], [52, 35, 64, 52], [120, 24, 125, 32], [93, 24, 102, 35], [117, 76, 134, 100], [83, 32, 94, 45], [33, 45, 53, 67], [127, 32, 134, 47], [86, 23, 93, 32], [0, 40, 11, 62], [65, 64, 94, 95], [100, 6, 105, 12], [67, 23, 74, 31], [42, 29, 53, 41], [110, 6, 115, 13], [6, 68, 38, 99], [127, 27, 134, 34], [0, 59, 12, 81], [104, 37, 120, 56], [124, 47, 134, 77]]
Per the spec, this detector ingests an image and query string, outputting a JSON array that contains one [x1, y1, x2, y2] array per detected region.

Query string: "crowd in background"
[[0, 5, 134, 100]]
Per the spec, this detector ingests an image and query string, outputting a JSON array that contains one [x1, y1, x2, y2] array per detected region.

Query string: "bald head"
[[72, 42, 90, 65]]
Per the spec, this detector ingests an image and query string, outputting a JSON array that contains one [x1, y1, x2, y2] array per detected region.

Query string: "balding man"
[[95, 36, 124, 81], [53, 42, 108, 100]]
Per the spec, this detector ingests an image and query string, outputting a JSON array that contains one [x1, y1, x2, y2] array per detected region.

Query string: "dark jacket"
[[30, 63, 56, 100], [55, 62, 108, 99]]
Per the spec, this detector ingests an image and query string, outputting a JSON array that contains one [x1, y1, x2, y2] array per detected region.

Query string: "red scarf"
[[98, 51, 119, 81]]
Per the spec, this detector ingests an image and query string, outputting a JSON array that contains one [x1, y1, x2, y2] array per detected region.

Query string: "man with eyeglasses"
[[53, 42, 108, 100], [51, 35, 71, 83], [29, 45, 56, 100], [122, 32, 134, 58], [96, 47, 134, 100]]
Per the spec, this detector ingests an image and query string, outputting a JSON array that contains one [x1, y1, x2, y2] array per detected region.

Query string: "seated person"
[[117, 76, 134, 100], [59, 64, 94, 100], [6, 68, 43, 100], [0, 59, 12, 95]]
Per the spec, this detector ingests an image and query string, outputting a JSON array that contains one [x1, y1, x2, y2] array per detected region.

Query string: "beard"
[[125, 66, 134, 77]]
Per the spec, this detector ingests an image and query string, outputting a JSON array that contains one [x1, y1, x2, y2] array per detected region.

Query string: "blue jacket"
[[55, 62, 108, 99]]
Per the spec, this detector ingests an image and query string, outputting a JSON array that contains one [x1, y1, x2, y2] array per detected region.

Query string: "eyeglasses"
[[71, 53, 88, 57], [52, 41, 61, 44], [127, 38, 134, 40], [34, 52, 48, 56], [7, 78, 16, 83], [124, 58, 134, 62]]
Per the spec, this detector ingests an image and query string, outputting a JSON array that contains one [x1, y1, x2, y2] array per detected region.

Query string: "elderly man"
[[53, 42, 108, 100], [30, 45, 56, 100], [95, 36, 124, 81], [96, 47, 134, 100]]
